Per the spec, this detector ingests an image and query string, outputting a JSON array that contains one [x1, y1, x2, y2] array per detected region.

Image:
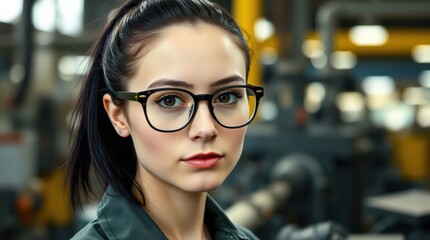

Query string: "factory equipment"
[[226, 153, 349, 240], [227, 153, 329, 229], [1, 0, 430, 239]]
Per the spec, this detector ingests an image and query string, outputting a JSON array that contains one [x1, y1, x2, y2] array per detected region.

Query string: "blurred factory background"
[[1, 0, 430, 239]]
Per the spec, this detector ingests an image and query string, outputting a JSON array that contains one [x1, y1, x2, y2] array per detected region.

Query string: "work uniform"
[[72, 186, 258, 240]]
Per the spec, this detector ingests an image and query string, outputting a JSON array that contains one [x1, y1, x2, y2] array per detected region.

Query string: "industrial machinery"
[[1, 0, 430, 239], [225, 153, 350, 240]]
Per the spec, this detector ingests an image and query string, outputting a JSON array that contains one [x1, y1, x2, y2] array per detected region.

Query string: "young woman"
[[66, 0, 264, 239]]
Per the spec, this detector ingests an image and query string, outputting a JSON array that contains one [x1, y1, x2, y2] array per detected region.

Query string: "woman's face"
[[124, 23, 247, 193]]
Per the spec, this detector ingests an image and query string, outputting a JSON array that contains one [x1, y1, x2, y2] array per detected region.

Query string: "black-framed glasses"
[[114, 84, 264, 132]]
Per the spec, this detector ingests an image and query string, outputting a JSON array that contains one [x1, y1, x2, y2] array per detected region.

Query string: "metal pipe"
[[226, 180, 292, 230], [290, 0, 311, 68], [13, 0, 35, 107], [226, 153, 324, 230], [316, 1, 430, 75]]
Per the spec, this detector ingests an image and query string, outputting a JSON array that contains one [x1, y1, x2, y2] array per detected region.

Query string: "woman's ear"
[[103, 93, 130, 138]]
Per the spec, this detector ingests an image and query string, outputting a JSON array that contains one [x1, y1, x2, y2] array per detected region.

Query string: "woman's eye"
[[157, 95, 183, 107], [216, 92, 239, 104]]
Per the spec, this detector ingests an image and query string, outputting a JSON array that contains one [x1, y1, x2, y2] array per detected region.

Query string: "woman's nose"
[[187, 102, 218, 142]]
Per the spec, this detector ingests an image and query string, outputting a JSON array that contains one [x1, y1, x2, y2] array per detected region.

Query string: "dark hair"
[[66, 0, 251, 209]]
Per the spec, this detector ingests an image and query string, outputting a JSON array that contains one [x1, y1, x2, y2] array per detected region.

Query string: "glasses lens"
[[146, 89, 194, 131], [212, 86, 257, 127]]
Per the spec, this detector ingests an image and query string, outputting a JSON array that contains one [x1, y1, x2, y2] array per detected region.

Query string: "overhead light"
[[58, 55, 91, 81], [254, 17, 275, 42], [419, 71, 430, 87], [403, 87, 429, 105], [417, 105, 430, 127], [384, 103, 414, 131], [304, 82, 325, 113], [58, 0, 84, 36], [306, 82, 326, 102], [260, 101, 279, 121], [412, 45, 430, 63], [0, 0, 22, 23], [336, 92, 365, 123], [33, 0, 56, 32], [336, 92, 365, 112], [349, 25, 389, 46], [330, 51, 357, 70], [362, 76, 395, 96], [310, 50, 327, 69], [302, 39, 323, 58], [366, 93, 398, 110]]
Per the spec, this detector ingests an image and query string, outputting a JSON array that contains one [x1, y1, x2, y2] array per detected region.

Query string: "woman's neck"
[[135, 170, 211, 240]]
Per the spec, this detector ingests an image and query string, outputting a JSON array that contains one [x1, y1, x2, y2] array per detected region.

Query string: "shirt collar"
[[97, 186, 167, 239], [97, 186, 249, 240]]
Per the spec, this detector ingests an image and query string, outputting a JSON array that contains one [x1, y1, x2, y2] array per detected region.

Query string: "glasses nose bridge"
[[190, 93, 215, 120], [194, 93, 213, 103], [193, 93, 214, 109], [187, 93, 216, 127]]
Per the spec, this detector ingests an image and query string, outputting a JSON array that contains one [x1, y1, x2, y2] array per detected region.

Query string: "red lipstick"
[[182, 152, 223, 169]]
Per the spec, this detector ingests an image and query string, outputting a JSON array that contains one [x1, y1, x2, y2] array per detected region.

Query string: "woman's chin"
[[184, 178, 224, 193]]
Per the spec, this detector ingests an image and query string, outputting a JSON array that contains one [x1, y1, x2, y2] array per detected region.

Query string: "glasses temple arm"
[[114, 91, 139, 101]]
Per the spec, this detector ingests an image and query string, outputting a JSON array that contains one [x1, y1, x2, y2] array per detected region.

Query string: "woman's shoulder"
[[71, 219, 107, 240]]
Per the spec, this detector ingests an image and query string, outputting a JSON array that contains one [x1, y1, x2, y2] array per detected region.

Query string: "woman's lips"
[[181, 152, 223, 169]]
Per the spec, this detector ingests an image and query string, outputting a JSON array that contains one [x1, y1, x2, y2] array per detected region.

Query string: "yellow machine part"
[[34, 169, 73, 227], [389, 132, 430, 181], [232, 0, 262, 87]]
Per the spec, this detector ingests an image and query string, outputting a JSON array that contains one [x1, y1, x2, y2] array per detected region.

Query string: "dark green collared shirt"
[[72, 186, 258, 240]]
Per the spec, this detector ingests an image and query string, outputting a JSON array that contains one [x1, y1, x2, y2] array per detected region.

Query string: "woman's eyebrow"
[[147, 75, 245, 89], [210, 75, 245, 87], [147, 79, 194, 89]]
